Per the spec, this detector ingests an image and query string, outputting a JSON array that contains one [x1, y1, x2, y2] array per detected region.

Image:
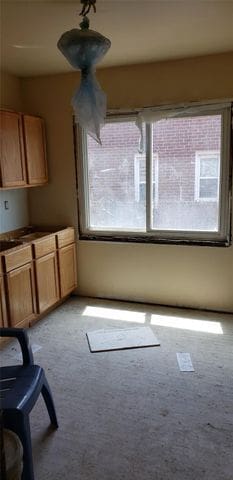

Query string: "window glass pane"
[[199, 178, 218, 198], [200, 157, 218, 177], [152, 114, 221, 231], [86, 121, 146, 230]]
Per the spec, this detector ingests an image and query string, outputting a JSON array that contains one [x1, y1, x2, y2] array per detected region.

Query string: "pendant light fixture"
[[57, 0, 111, 144]]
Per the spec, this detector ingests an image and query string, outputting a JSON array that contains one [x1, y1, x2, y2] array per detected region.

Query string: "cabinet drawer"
[[4, 245, 32, 272], [32, 235, 56, 258], [56, 228, 75, 248]]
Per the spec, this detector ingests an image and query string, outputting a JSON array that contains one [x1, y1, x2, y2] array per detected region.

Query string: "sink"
[[0, 240, 24, 252], [19, 232, 52, 241]]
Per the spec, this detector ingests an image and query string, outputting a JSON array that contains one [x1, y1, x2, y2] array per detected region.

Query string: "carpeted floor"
[[1, 296, 233, 480]]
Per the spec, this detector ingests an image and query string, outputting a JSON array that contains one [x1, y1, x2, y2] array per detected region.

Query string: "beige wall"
[[22, 53, 233, 312], [0, 70, 23, 111], [0, 71, 29, 233]]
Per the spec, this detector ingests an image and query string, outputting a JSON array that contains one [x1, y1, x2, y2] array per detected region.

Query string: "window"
[[195, 152, 220, 201], [77, 103, 232, 245]]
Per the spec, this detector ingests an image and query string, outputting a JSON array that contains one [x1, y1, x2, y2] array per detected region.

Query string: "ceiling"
[[1, 0, 233, 78]]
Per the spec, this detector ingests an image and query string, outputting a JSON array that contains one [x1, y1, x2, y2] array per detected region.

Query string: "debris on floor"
[[176, 352, 194, 372], [86, 326, 160, 352]]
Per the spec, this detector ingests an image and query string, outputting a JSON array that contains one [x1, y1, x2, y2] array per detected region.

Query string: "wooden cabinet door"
[[0, 275, 7, 327], [6, 263, 36, 328], [58, 244, 77, 298], [23, 115, 48, 185], [35, 252, 59, 313], [0, 111, 27, 187]]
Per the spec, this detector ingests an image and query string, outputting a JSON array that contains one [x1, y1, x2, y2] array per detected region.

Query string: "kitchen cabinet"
[[0, 110, 48, 189], [0, 274, 7, 328], [23, 114, 48, 185], [0, 110, 27, 188], [6, 262, 36, 328], [33, 236, 59, 314], [0, 227, 77, 329], [58, 244, 77, 298], [3, 245, 36, 328], [34, 252, 59, 313], [56, 227, 77, 298]]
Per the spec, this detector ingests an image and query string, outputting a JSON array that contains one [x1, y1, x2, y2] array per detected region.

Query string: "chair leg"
[[19, 415, 35, 480], [4, 411, 35, 480], [41, 376, 59, 428]]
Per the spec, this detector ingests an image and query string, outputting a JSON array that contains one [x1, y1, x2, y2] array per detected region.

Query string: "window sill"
[[79, 232, 231, 248]]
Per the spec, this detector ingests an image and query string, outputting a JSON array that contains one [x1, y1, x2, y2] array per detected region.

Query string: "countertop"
[[0, 226, 73, 254]]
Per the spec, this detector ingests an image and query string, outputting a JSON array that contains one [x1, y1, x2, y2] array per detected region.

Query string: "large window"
[[77, 103, 232, 245]]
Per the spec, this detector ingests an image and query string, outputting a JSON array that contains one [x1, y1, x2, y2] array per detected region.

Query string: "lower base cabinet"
[[58, 243, 77, 298], [35, 251, 59, 313], [0, 227, 77, 329], [0, 275, 7, 327], [6, 262, 36, 328]]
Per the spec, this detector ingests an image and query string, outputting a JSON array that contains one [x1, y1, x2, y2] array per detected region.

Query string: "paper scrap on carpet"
[[176, 352, 194, 372]]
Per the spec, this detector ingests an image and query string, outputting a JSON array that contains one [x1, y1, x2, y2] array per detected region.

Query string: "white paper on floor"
[[10, 344, 42, 360], [86, 326, 160, 353], [176, 352, 194, 372]]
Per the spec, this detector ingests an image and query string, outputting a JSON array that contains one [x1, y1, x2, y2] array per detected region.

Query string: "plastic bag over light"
[[57, 16, 111, 144]]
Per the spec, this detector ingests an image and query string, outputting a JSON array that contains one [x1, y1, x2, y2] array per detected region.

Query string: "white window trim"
[[134, 152, 159, 204], [195, 151, 220, 202], [77, 103, 232, 246]]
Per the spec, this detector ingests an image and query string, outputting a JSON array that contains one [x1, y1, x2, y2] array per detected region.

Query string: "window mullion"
[[146, 123, 153, 231], [80, 128, 91, 231]]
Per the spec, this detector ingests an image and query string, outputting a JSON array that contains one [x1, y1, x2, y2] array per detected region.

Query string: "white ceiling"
[[1, 0, 233, 77]]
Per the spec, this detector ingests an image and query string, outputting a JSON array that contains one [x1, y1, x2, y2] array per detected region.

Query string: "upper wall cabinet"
[[0, 111, 27, 188], [0, 110, 48, 189], [23, 114, 48, 185]]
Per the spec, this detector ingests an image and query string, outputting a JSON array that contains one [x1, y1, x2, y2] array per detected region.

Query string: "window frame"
[[76, 104, 232, 246], [134, 152, 159, 205]]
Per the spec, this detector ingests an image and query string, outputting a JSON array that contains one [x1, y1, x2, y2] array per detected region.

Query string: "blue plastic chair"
[[0, 328, 58, 480]]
